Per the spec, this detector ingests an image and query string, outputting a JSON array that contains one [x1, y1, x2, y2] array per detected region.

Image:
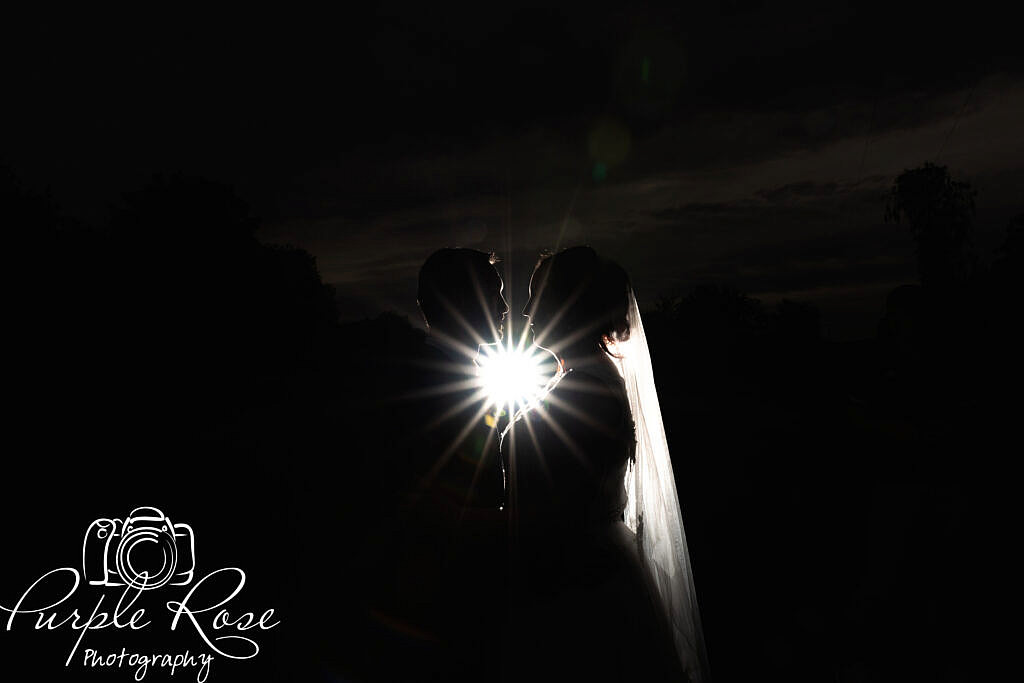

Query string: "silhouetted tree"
[[111, 172, 260, 248], [675, 284, 766, 342], [974, 213, 1024, 392], [769, 299, 821, 344], [991, 213, 1023, 295], [91, 173, 339, 441], [885, 163, 976, 291]]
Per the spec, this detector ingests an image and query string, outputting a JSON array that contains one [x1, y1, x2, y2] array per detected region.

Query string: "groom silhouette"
[[411, 247, 508, 510], [379, 247, 508, 682]]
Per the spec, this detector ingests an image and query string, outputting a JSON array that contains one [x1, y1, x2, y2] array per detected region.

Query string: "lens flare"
[[475, 339, 562, 420]]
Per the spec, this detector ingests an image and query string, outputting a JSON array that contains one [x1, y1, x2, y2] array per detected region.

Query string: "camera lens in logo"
[[114, 524, 178, 590]]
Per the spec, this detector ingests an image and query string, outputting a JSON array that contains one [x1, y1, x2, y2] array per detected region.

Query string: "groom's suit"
[[383, 335, 506, 681], [404, 335, 504, 510]]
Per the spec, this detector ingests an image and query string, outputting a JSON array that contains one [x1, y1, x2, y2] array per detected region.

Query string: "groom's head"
[[418, 248, 507, 347]]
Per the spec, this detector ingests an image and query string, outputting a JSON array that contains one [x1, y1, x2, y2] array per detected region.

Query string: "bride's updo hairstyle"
[[528, 245, 631, 358]]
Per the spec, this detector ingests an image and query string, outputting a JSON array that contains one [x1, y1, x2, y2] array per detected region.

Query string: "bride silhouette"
[[502, 246, 708, 683]]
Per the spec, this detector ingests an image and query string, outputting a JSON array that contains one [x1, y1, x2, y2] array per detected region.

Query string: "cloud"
[[756, 181, 839, 203], [257, 76, 1024, 337]]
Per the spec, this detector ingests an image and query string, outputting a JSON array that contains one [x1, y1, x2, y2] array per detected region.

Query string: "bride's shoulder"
[[558, 355, 625, 396], [541, 357, 632, 461], [551, 358, 627, 421]]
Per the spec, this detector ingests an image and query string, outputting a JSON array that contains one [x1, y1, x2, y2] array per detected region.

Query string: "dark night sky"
[[5, 2, 1022, 338]]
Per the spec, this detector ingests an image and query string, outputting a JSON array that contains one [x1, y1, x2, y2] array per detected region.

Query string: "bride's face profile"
[[523, 247, 632, 360], [523, 260, 553, 341]]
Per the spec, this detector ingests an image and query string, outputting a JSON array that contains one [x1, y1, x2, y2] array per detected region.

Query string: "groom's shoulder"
[[393, 340, 479, 410]]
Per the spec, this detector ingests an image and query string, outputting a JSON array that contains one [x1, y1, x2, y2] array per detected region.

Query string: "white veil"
[[612, 289, 709, 683]]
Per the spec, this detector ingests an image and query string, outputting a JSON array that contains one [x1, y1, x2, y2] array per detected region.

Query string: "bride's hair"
[[531, 246, 631, 357]]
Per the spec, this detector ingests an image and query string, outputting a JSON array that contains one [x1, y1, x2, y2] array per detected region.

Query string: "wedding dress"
[[612, 289, 709, 683], [502, 289, 708, 683]]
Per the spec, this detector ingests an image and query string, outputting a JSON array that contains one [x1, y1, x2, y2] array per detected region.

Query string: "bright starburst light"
[[475, 338, 563, 421]]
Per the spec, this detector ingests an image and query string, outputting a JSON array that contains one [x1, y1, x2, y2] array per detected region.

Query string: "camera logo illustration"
[[82, 506, 195, 591]]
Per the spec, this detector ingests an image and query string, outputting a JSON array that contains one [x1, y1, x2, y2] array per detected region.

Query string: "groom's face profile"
[[493, 279, 509, 339], [464, 261, 507, 342], [418, 248, 508, 347], [483, 273, 509, 341]]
